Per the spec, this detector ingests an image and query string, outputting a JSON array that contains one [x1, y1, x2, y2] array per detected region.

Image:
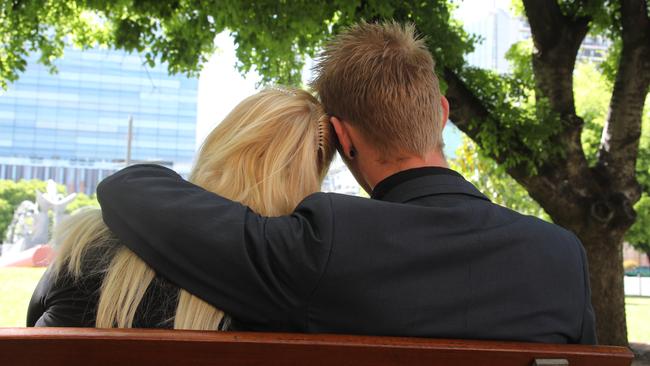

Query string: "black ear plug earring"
[[349, 148, 357, 159]]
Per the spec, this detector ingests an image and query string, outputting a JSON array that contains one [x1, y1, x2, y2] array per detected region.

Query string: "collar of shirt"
[[370, 166, 464, 200]]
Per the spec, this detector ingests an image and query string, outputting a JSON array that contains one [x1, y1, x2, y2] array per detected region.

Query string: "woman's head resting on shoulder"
[[191, 87, 335, 216], [48, 87, 335, 331]]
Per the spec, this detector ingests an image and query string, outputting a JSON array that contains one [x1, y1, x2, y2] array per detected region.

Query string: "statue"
[[1, 180, 76, 255], [2, 201, 38, 255], [30, 181, 76, 247]]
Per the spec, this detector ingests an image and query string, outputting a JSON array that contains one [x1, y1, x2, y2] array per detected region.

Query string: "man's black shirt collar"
[[371, 166, 464, 200]]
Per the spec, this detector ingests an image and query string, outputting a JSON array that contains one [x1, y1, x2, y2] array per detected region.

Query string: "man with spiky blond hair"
[[97, 22, 597, 344]]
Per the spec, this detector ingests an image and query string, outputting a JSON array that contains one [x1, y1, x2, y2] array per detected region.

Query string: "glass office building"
[[462, 7, 526, 73], [0, 47, 198, 194], [459, 2, 611, 73]]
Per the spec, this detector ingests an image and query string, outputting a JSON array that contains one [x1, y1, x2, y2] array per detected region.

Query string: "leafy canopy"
[[0, 0, 474, 89], [0, 0, 607, 173]]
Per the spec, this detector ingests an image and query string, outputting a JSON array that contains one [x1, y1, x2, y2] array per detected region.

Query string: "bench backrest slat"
[[0, 328, 633, 366]]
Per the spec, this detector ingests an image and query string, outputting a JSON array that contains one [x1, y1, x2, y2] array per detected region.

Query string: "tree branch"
[[523, 0, 589, 116], [521, 0, 599, 207], [597, 0, 650, 202], [444, 68, 587, 227]]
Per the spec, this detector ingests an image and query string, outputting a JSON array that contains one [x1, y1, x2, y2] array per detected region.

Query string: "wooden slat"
[[0, 328, 634, 366]]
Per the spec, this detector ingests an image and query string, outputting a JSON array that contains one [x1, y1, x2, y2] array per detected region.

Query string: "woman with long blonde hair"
[[27, 87, 335, 329]]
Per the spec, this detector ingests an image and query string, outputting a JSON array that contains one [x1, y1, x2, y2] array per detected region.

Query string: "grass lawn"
[[626, 296, 650, 344], [0, 267, 648, 344], [0, 267, 46, 327]]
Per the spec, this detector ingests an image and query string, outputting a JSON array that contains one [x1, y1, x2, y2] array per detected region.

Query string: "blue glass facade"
[[0, 47, 198, 194]]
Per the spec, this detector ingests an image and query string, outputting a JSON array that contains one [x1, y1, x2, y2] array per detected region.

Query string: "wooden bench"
[[0, 328, 633, 366]]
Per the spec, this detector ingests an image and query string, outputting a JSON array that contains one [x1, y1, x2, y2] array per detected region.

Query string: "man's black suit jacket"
[[97, 164, 597, 344]]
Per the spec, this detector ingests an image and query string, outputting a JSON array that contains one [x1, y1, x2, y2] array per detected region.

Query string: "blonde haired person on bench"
[[27, 88, 335, 330]]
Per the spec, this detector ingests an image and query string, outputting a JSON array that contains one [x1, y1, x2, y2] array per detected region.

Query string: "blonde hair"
[[52, 87, 335, 330], [311, 21, 444, 157]]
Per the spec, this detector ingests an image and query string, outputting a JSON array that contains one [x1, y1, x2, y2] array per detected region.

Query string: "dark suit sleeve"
[[96, 164, 334, 330], [576, 240, 598, 344]]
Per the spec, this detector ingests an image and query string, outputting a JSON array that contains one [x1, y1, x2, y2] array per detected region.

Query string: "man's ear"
[[441, 96, 450, 129], [330, 116, 354, 160]]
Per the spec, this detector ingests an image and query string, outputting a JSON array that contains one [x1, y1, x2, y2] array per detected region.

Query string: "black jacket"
[[27, 267, 102, 327], [27, 265, 180, 328], [96, 164, 597, 344]]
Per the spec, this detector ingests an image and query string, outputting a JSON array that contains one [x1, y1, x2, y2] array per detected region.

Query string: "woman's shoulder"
[[27, 265, 102, 327]]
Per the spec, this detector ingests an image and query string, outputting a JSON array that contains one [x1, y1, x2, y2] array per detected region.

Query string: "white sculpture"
[[29, 181, 76, 247], [2, 180, 76, 254], [2, 201, 38, 255]]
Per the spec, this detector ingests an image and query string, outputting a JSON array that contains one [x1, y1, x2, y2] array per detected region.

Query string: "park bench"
[[0, 327, 633, 366]]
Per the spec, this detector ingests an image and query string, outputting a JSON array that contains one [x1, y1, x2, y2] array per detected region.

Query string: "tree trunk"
[[557, 216, 629, 345], [583, 236, 627, 346]]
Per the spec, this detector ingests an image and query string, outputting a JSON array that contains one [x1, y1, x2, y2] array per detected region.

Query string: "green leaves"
[[0, 0, 474, 86], [460, 63, 563, 175], [626, 194, 650, 256], [574, 62, 611, 165], [599, 38, 621, 86], [0, 0, 108, 89]]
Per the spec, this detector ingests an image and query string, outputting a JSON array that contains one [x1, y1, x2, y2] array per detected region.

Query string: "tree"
[[1, 0, 648, 345], [573, 59, 650, 267]]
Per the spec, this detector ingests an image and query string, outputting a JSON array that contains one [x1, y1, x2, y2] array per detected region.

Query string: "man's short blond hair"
[[311, 21, 444, 157]]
